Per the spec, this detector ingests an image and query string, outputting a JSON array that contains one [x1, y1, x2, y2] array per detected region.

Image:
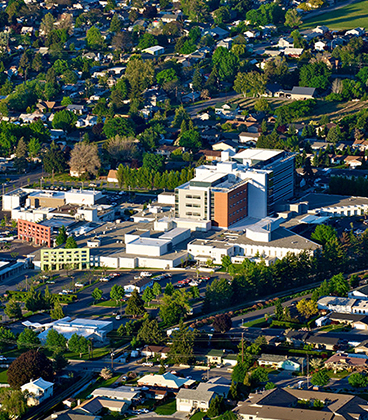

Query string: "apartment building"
[[175, 149, 295, 229]]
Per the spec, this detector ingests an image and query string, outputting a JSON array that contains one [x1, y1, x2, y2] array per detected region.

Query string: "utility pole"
[[111, 350, 115, 370], [307, 353, 309, 389], [241, 332, 244, 363]]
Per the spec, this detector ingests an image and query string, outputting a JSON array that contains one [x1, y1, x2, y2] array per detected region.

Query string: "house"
[[21, 378, 54, 406], [141, 345, 170, 359], [66, 104, 86, 115], [344, 155, 363, 168], [215, 102, 239, 119], [234, 387, 368, 420], [349, 285, 368, 300], [314, 41, 327, 51], [198, 149, 222, 162], [325, 352, 368, 371], [275, 86, 316, 100], [284, 47, 304, 57], [45, 411, 98, 420], [355, 340, 368, 355], [238, 132, 260, 144], [313, 25, 329, 34], [257, 354, 306, 372], [329, 312, 368, 330], [352, 139, 368, 151], [197, 377, 231, 398], [157, 145, 184, 157], [107, 169, 118, 183], [176, 388, 214, 412], [345, 27, 365, 37], [206, 349, 224, 364], [76, 397, 128, 415], [204, 27, 229, 40], [143, 46, 165, 56], [277, 37, 293, 48], [161, 13, 179, 23], [306, 334, 340, 350], [91, 386, 141, 403], [137, 372, 195, 391], [285, 330, 308, 347], [212, 139, 238, 153], [317, 296, 356, 313]]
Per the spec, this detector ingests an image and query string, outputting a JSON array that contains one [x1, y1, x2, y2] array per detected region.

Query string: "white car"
[[75, 282, 84, 288], [0, 356, 7, 361], [140, 272, 152, 277], [189, 281, 198, 287], [142, 362, 154, 367], [116, 315, 121, 320], [100, 277, 110, 282]]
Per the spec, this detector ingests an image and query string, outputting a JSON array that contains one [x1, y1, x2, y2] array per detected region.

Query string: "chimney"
[[77, 399, 81, 406]]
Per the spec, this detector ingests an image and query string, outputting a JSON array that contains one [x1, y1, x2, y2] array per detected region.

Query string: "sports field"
[[303, 0, 368, 30]]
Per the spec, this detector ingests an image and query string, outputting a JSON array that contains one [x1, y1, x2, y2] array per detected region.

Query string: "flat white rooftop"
[[128, 237, 171, 247], [234, 149, 282, 162]]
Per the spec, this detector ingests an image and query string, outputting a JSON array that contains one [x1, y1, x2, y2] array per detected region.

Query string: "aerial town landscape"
[[1, 0, 368, 418]]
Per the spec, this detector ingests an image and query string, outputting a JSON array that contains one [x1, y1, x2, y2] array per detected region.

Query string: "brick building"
[[18, 219, 52, 247]]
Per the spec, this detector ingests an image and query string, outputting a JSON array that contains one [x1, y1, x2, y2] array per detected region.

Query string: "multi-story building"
[[175, 149, 295, 229], [18, 219, 52, 247]]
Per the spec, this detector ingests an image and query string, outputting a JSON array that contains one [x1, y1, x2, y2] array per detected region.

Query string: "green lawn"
[[303, 0, 368, 30], [155, 399, 177, 415], [93, 299, 120, 307], [191, 412, 207, 420], [75, 375, 120, 400], [64, 345, 111, 360], [326, 369, 350, 379], [0, 370, 8, 384], [242, 317, 268, 328]]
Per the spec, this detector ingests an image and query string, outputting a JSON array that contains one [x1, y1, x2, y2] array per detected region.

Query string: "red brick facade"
[[18, 220, 52, 247]]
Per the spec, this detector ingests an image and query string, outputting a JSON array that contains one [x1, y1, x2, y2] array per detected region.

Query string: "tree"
[[50, 301, 65, 320], [69, 142, 101, 177], [53, 351, 68, 373], [110, 285, 125, 304], [138, 33, 158, 50], [299, 62, 331, 91], [348, 372, 368, 388], [55, 225, 67, 246], [46, 329, 67, 351], [143, 153, 165, 172], [68, 333, 89, 358], [40, 13, 55, 36], [179, 130, 201, 151], [192, 68, 203, 91], [296, 299, 318, 319], [126, 289, 145, 318], [285, 9, 302, 27], [52, 109, 77, 132], [234, 71, 266, 97], [311, 225, 337, 245], [17, 328, 40, 351], [250, 367, 268, 385], [212, 47, 239, 81], [0, 389, 27, 418], [7, 350, 53, 389], [159, 290, 190, 325], [43, 141, 66, 174], [92, 287, 103, 302], [64, 235, 78, 249], [125, 57, 154, 97], [5, 300, 21, 320], [232, 358, 253, 383], [142, 286, 155, 304], [168, 320, 196, 364], [213, 6, 230, 24], [164, 282, 174, 296], [0, 327, 14, 352], [265, 382, 276, 390], [207, 395, 224, 417], [212, 313, 232, 333], [109, 13, 122, 32], [329, 273, 349, 296], [28, 137, 41, 158], [86, 26, 105, 50], [103, 117, 135, 139], [100, 367, 113, 380], [152, 282, 162, 298], [137, 318, 164, 345], [311, 370, 330, 387]]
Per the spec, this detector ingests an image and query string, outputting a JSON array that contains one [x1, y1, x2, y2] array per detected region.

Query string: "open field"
[[303, 0, 368, 29]]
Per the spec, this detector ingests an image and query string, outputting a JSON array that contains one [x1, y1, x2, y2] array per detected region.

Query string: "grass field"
[[155, 399, 177, 415], [303, 0, 368, 30]]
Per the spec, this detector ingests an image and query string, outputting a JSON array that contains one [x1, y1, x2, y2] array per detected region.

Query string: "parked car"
[[142, 362, 154, 367], [75, 282, 84, 288], [99, 277, 110, 282], [189, 281, 198, 287], [116, 315, 121, 320], [0, 356, 7, 361], [140, 272, 152, 277]]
